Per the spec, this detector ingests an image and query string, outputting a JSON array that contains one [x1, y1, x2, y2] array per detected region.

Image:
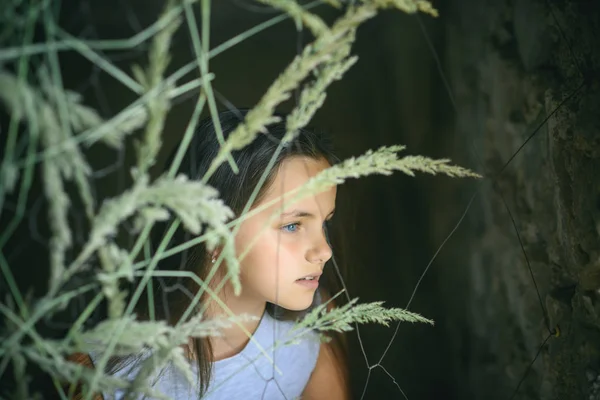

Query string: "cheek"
[[239, 232, 304, 277], [261, 233, 302, 269], [271, 233, 305, 262], [235, 229, 277, 272]]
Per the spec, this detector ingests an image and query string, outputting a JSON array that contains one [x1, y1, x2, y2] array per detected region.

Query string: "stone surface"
[[442, 0, 600, 398]]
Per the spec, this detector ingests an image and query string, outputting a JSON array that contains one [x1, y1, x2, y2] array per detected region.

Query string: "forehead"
[[259, 156, 336, 212]]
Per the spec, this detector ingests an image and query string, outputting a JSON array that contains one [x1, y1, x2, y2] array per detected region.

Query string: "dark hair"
[[114, 108, 348, 397]]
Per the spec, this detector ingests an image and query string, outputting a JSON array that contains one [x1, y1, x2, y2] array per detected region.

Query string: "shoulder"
[[301, 289, 350, 399], [302, 341, 349, 400]]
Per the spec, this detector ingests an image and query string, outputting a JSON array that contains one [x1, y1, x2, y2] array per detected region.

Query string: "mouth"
[[296, 272, 322, 282], [295, 272, 321, 289]]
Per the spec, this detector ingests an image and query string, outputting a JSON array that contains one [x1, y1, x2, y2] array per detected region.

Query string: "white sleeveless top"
[[95, 311, 321, 399]]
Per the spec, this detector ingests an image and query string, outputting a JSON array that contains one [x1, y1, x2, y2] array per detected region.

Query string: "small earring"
[[211, 257, 216, 263]]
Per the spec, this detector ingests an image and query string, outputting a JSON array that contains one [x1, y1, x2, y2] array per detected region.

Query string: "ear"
[[210, 248, 223, 263]]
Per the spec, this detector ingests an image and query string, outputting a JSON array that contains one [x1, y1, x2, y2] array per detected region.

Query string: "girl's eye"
[[282, 222, 300, 233]]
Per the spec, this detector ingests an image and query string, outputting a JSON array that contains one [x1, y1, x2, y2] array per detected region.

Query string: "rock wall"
[[440, 0, 600, 398]]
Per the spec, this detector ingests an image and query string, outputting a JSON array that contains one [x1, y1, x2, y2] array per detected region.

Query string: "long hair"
[[108, 108, 348, 397]]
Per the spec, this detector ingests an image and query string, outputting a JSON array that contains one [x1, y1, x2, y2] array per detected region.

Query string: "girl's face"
[[234, 156, 336, 311]]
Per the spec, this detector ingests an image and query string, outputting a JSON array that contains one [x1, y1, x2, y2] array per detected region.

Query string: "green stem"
[[143, 241, 155, 321], [0, 283, 96, 357], [183, 0, 238, 173], [0, 0, 41, 243]]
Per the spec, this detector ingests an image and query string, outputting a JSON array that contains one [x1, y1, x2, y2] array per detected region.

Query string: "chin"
[[273, 299, 314, 312], [287, 303, 313, 312]]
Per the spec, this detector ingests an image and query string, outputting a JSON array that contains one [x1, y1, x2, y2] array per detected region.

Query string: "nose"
[[306, 231, 333, 266]]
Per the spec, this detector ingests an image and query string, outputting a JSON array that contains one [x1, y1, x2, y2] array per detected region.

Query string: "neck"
[[203, 284, 267, 362]]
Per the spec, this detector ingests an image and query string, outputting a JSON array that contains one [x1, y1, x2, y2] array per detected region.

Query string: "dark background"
[[1, 1, 599, 399]]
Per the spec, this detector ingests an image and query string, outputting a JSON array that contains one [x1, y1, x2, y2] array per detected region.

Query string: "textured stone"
[[444, 0, 600, 398], [514, 0, 554, 71]]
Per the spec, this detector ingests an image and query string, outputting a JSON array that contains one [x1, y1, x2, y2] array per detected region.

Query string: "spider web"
[[0, 0, 591, 399]]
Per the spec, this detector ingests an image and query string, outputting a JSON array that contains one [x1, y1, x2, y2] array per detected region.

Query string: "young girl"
[[86, 109, 349, 399]]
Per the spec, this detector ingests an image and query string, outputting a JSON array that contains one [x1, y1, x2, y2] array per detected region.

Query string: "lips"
[[296, 272, 322, 282], [295, 273, 320, 289]]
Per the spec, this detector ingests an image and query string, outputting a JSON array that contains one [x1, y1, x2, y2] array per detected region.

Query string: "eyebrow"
[[280, 208, 335, 219]]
